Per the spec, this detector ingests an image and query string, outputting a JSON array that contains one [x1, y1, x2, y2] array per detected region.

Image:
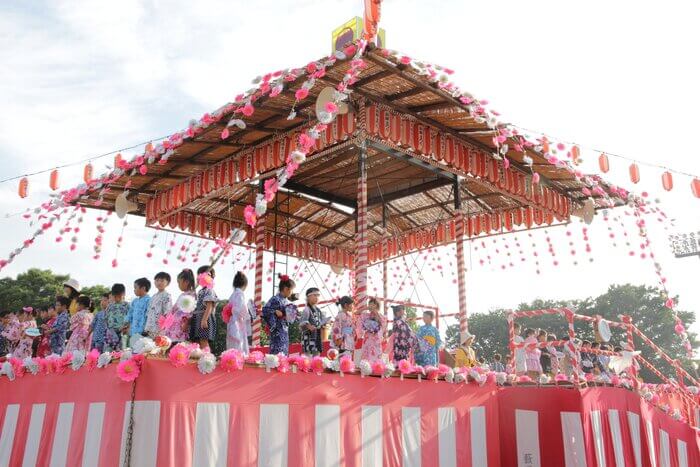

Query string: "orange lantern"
[[692, 178, 700, 198], [629, 163, 640, 184], [661, 171, 673, 191], [145, 142, 154, 153], [49, 169, 59, 191], [83, 163, 93, 183], [541, 137, 550, 154], [598, 153, 609, 173], [18, 177, 28, 198], [114, 153, 123, 168], [571, 145, 580, 164]]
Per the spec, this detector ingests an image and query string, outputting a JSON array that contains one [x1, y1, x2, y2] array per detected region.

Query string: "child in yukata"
[[65, 295, 94, 353], [389, 304, 415, 363], [513, 323, 527, 375], [160, 269, 196, 344], [1, 312, 21, 356], [524, 328, 542, 378], [331, 296, 356, 358], [144, 272, 173, 338], [262, 274, 297, 355], [105, 284, 129, 351], [299, 288, 329, 356], [359, 298, 387, 363], [90, 294, 111, 352], [226, 271, 251, 354], [454, 331, 477, 368], [415, 310, 441, 367], [124, 278, 151, 348], [12, 307, 37, 359], [48, 297, 71, 355]]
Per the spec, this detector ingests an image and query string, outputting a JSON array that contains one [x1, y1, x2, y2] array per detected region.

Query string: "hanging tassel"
[[661, 171, 673, 191], [598, 154, 609, 173], [114, 153, 123, 169], [629, 163, 640, 184], [49, 169, 59, 191], [691, 178, 700, 198], [18, 177, 28, 198]]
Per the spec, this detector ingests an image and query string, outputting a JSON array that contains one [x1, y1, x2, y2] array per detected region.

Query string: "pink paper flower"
[[263, 178, 279, 202], [295, 88, 309, 101], [399, 56, 411, 65], [85, 349, 99, 371], [169, 344, 191, 368], [339, 356, 354, 373], [554, 373, 569, 382], [398, 359, 412, 375], [516, 375, 532, 383], [425, 366, 440, 380], [220, 350, 245, 372], [10, 358, 25, 379], [296, 356, 311, 373], [197, 272, 214, 289], [324, 102, 338, 114], [244, 205, 257, 227], [246, 351, 264, 364], [241, 103, 255, 117], [277, 354, 290, 373], [438, 364, 450, 376], [584, 373, 595, 382], [371, 360, 386, 376], [311, 356, 325, 374], [221, 303, 233, 324], [117, 358, 141, 382], [298, 133, 315, 151]]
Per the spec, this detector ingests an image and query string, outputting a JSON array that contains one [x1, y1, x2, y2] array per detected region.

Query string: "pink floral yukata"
[[65, 310, 94, 353]]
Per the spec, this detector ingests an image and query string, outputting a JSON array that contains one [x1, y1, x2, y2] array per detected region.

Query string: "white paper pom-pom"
[[358, 360, 372, 376], [120, 350, 133, 362], [384, 362, 396, 378], [71, 350, 86, 370], [538, 374, 550, 385], [197, 353, 217, 375], [23, 357, 40, 375], [290, 150, 306, 164], [1, 361, 15, 381], [97, 352, 112, 368], [454, 372, 466, 384], [132, 337, 156, 355], [445, 368, 455, 383], [264, 354, 280, 370]]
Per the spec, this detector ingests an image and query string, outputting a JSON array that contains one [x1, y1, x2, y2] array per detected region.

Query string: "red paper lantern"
[[571, 145, 580, 164], [629, 163, 640, 184], [661, 171, 673, 191], [541, 137, 549, 154], [598, 154, 609, 173], [83, 163, 93, 183], [692, 178, 700, 198], [49, 169, 59, 191], [18, 177, 28, 198]]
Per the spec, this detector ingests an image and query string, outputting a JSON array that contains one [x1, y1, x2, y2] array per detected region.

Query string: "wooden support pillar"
[[355, 139, 369, 315], [252, 181, 265, 347], [454, 176, 468, 334]]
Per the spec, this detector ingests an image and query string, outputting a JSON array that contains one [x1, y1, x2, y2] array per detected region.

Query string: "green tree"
[[444, 284, 698, 383], [81, 285, 111, 308]]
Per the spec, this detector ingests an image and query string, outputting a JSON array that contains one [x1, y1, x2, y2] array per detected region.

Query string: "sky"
[[0, 0, 698, 336]]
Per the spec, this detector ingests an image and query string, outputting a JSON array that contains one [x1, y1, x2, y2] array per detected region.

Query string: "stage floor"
[[1, 359, 698, 466]]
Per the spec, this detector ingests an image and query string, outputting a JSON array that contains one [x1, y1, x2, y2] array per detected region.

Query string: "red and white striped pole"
[[621, 314, 638, 381], [355, 140, 369, 315], [252, 184, 265, 348], [455, 213, 468, 334], [381, 205, 389, 314], [564, 309, 580, 385]]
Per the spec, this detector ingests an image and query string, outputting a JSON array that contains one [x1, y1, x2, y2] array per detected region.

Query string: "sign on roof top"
[[332, 17, 385, 53]]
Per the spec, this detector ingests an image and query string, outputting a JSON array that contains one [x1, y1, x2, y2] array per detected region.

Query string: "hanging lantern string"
[[509, 124, 699, 179], [0, 133, 173, 185]]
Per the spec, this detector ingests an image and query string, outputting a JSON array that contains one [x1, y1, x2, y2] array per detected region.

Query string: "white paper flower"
[[538, 374, 550, 385], [176, 295, 196, 314], [1, 361, 14, 381], [97, 352, 112, 368], [445, 368, 455, 383], [290, 150, 306, 164], [255, 196, 267, 217], [687, 386, 699, 395], [384, 362, 396, 378], [189, 345, 204, 359], [505, 373, 516, 385], [469, 369, 480, 381], [23, 357, 39, 375], [132, 337, 157, 355], [358, 360, 372, 376], [454, 373, 466, 384], [71, 350, 86, 370], [120, 349, 133, 362], [197, 353, 217, 375], [264, 354, 280, 370], [671, 409, 682, 420]]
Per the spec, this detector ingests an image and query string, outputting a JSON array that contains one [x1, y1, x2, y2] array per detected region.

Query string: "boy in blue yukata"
[[47, 296, 71, 355], [124, 278, 151, 348], [414, 310, 441, 367]]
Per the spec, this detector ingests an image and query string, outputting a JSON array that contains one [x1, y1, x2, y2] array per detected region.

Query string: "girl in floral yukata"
[[331, 296, 356, 358], [12, 307, 37, 359], [415, 310, 441, 367], [226, 271, 250, 354], [262, 275, 297, 355], [160, 269, 196, 344], [1, 312, 20, 356], [390, 304, 415, 363], [65, 295, 94, 353], [190, 266, 218, 350], [359, 298, 387, 363]]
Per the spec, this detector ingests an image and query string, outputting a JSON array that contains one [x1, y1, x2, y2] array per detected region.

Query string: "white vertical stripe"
[[470, 406, 488, 467], [659, 429, 670, 467], [560, 412, 587, 467], [82, 402, 105, 467], [22, 403, 46, 467], [0, 404, 20, 466], [49, 403, 74, 467], [607, 410, 625, 467], [515, 410, 541, 467], [119, 401, 160, 467], [590, 410, 606, 467], [438, 407, 456, 467], [315, 405, 341, 467], [645, 421, 657, 467], [677, 440, 688, 467], [259, 404, 289, 467], [626, 412, 642, 467], [361, 406, 382, 467], [193, 403, 229, 467], [401, 407, 421, 467]]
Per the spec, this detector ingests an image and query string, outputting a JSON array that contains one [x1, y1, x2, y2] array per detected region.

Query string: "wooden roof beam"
[[283, 180, 357, 210], [366, 178, 451, 207]]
